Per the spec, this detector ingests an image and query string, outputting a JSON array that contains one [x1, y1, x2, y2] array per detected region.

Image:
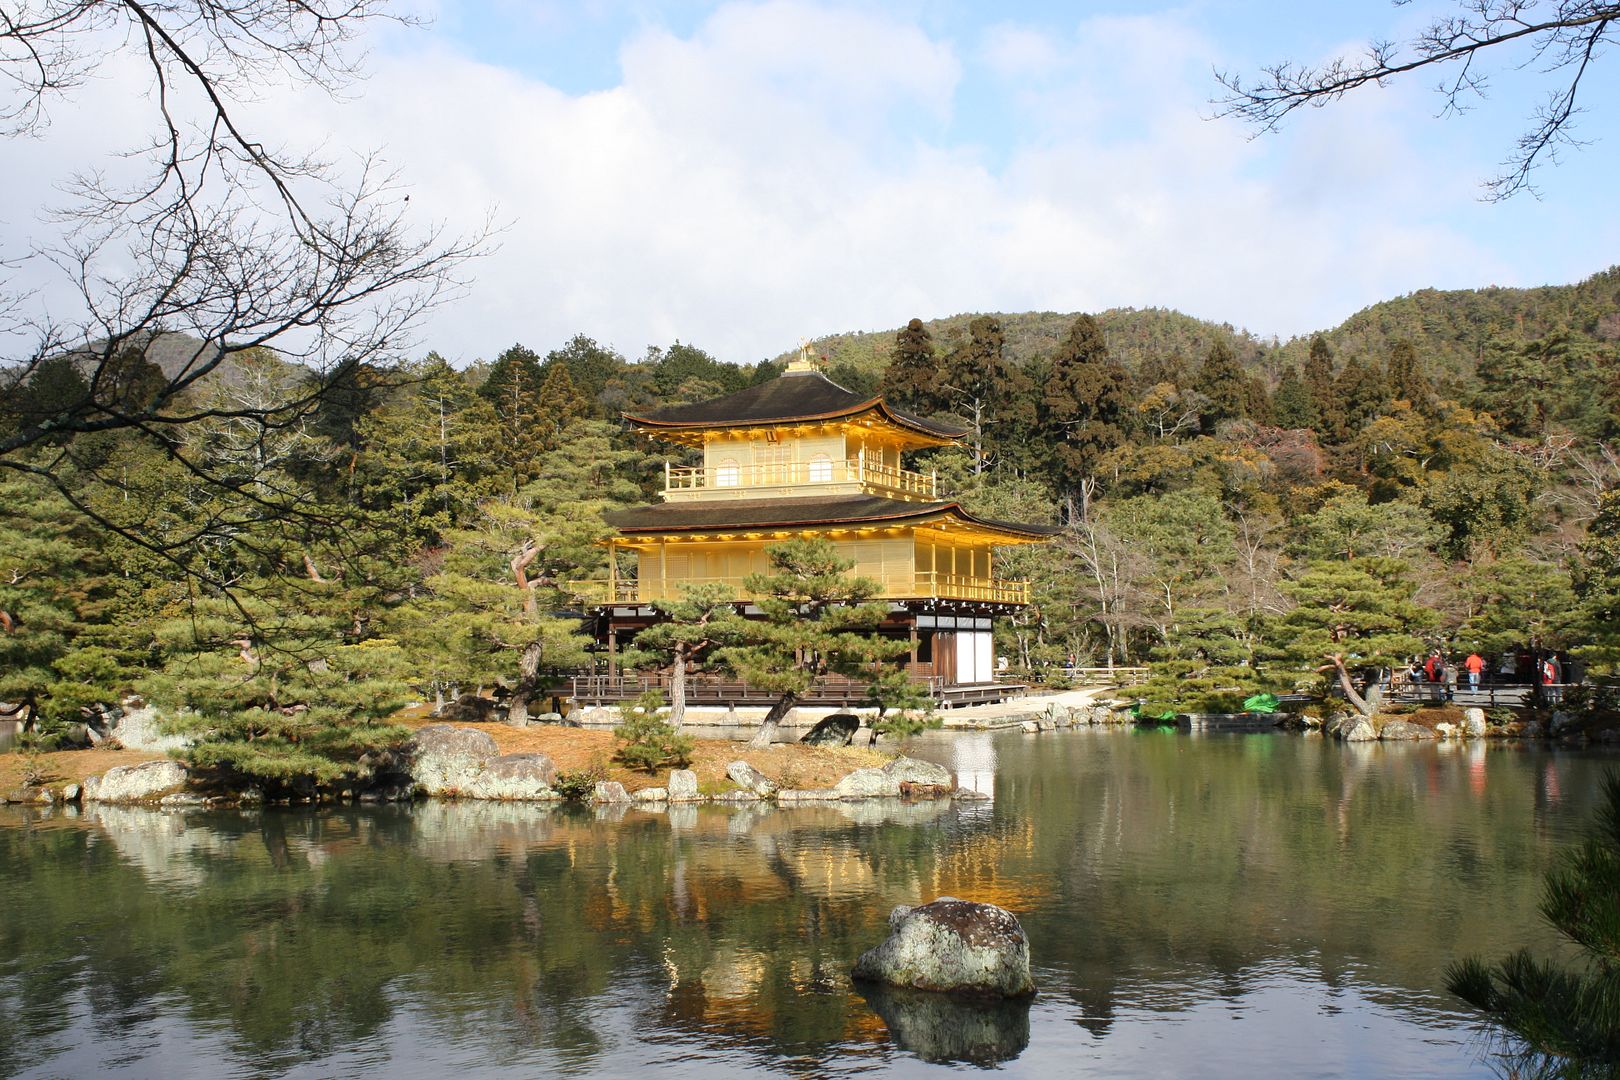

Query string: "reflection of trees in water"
[[0, 740, 1605, 1074], [0, 799, 1009, 1074], [995, 733, 1605, 1038]]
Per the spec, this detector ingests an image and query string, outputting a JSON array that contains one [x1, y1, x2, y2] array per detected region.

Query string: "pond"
[[0, 730, 1611, 1078]]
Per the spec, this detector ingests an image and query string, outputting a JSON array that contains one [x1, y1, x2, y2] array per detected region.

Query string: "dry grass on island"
[[399, 717, 890, 793], [2, 720, 892, 800], [0, 747, 165, 795]]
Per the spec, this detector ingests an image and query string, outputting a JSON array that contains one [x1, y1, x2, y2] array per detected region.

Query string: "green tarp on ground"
[[1243, 693, 1280, 713]]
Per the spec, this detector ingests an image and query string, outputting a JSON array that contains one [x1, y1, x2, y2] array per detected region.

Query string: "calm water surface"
[[1, 730, 1613, 1078]]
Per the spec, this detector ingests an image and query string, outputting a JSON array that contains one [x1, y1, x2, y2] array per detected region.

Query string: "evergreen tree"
[[1195, 340, 1247, 428], [631, 583, 749, 730], [1270, 556, 1436, 716], [351, 354, 502, 547], [940, 316, 1032, 474], [1304, 333, 1337, 437], [719, 539, 910, 749], [1385, 339, 1433, 414], [478, 344, 547, 487], [1272, 364, 1319, 429], [534, 362, 589, 452], [543, 334, 627, 414], [1037, 314, 1133, 491], [1446, 771, 1620, 1076], [1333, 355, 1390, 437], [0, 478, 135, 738], [882, 317, 943, 415], [1574, 490, 1620, 674]]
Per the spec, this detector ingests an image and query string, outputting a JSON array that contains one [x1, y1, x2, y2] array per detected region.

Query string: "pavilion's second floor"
[[571, 533, 1030, 607]]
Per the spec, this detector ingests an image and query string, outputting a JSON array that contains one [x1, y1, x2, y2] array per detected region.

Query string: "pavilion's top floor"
[[623, 359, 966, 504]]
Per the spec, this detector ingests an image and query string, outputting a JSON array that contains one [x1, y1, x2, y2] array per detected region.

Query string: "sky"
[[4, 0, 1618, 366]]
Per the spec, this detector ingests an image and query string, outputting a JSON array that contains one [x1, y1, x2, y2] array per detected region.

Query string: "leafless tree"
[[0, 2, 488, 566], [1213, 1, 1620, 199]]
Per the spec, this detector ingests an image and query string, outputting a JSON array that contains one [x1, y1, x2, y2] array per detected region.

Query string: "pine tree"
[[1270, 556, 1437, 716], [534, 362, 589, 452], [0, 478, 134, 738], [719, 539, 910, 749], [1446, 771, 1620, 1076], [1271, 364, 1319, 429], [1574, 490, 1620, 674], [940, 316, 1032, 474], [1195, 341, 1247, 428], [478, 343, 547, 487], [1385, 339, 1433, 414], [1037, 314, 1133, 491], [1303, 333, 1337, 437], [632, 582, 749, 729], [882, 317, 943, 415]]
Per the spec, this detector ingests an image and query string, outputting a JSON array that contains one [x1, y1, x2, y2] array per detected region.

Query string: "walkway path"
[[935, 686, 1120, 730]]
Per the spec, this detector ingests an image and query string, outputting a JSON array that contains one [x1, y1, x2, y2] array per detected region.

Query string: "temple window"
[[716, 458, 740, 487], [807, 454, 833, 483]]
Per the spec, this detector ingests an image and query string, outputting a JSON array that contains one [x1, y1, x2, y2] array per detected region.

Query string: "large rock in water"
[[801, 713, 860, 747], [1340, 716, 1378, 742], [410, 724, 498, 795], [667, 769, 700, 802], [1379, 719, 1437, 740], [726, 760, 777, 796], [833, 756, 953, 799], [1463, 708, 1488, 738], [465, 753, 558, 800], [853, 897, 1035, 998], [82, 759, 189, 804]]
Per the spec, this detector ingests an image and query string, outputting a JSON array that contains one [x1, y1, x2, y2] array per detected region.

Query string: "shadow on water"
[[857, 983, 1031, 1066]]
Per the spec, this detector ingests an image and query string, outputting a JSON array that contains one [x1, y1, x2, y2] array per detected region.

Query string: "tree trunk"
[[1329, 654, 1372, 717], [747, 692, 797, 749], [508, 639, 544, 726], [669, 648, 688, 731]]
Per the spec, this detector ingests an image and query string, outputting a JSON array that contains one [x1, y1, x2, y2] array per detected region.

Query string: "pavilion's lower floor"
[[577, 603, 1023, 706]]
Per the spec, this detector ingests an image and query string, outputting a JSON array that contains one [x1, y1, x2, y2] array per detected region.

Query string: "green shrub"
[[612, 691, 694, 773], [552, 766, 605, 802]]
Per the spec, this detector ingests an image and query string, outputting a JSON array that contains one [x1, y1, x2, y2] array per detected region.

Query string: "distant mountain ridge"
[[785, 265, 1620, 382]]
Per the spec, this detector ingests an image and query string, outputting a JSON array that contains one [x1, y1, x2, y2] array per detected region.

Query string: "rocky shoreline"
[[1, 721, 982, 809]]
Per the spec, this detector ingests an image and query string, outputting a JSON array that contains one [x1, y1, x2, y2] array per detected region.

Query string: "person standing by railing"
[[1465, 651, 1485, 691]]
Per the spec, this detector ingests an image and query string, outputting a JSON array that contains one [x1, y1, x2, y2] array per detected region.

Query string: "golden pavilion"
[[578, 349, 1057, 705]]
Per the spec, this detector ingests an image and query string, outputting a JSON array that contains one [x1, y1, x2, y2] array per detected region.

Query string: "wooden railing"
[[571, 672, 946, 705], [914, 572, 1029, 604], [565, 574, 1029, 606], [664, 457, 936, 498]]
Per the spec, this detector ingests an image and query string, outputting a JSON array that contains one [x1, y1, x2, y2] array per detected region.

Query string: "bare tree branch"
[[1212, 1, 1620, 199]]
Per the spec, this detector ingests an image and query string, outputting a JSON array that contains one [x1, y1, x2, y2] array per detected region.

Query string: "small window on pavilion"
[[715, 458, 740, 487], [807, 454, 833, 483]]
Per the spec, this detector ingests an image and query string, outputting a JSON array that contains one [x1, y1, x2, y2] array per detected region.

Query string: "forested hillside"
[[3, 267, 1618, 793]]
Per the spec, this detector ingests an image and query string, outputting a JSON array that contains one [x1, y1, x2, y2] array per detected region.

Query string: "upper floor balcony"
[[564, 571, 1029, 608], [662, 456, 937, 502]]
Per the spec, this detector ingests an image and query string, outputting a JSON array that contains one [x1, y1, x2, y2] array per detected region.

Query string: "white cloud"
[[0, 2, 1560, 368]]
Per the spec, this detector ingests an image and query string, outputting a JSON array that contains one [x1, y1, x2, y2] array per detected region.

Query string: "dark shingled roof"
[[603, 494, 1060, 539], [624, 370, 969, 439]]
